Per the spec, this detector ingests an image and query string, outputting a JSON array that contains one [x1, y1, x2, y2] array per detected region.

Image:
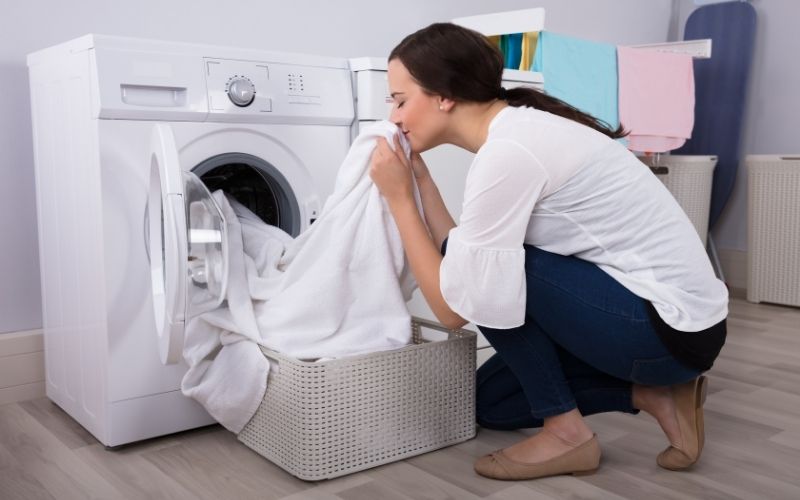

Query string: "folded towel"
[[503, 33, 523, 69], [181, 121, 418, 432], [617, 46, 695, 153], [532, 31, 619, 130], [518, 32, 539, 71]]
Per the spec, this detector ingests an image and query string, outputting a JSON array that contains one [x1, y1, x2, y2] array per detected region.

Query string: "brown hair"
[[389, 23, 627, 140]]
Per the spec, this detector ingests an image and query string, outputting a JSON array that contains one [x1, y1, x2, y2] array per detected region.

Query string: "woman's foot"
[[633, 382, 683, 448], [634, 376, 708, 470], [474, 409, 601, 480], [503, 410, 594, 463]]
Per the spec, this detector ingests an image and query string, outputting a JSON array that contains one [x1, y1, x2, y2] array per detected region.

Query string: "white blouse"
[[439, 106, 728, 331]]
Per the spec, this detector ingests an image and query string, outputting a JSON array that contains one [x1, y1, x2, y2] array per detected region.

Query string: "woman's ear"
[[437, 96, 455, 112]]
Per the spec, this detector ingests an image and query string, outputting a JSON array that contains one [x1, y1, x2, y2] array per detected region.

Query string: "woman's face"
[[387, 59, 449, 152]]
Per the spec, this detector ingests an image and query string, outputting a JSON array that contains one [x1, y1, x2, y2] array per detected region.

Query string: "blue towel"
[[504, 33, 523, 69], [532, 31, 619, 130]]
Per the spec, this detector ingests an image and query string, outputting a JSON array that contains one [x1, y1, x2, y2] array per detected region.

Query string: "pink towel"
[[617, 46, 695, 153]]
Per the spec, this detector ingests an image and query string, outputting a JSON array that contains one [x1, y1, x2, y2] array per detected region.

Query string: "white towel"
[[181, 121, 418, 432]]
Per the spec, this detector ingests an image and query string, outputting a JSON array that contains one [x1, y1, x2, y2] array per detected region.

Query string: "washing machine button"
[[227, 77, 256, 107]]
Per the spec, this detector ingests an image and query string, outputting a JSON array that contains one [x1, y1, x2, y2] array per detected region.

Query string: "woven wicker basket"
[[747, 155, 800, 307], [639, 155, 717, 246], [237, 318, 477, 480]]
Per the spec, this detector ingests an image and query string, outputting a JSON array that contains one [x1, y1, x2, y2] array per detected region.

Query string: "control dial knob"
[[227, 77, 256, 107]]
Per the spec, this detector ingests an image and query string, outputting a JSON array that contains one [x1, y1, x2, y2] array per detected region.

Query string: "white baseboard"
[[0, 329, 45, 405], [718, 248, 748, 291]]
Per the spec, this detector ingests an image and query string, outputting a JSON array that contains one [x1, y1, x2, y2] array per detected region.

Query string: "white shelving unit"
[[629, 39, 712, 59], [452, 8, 546, 35]]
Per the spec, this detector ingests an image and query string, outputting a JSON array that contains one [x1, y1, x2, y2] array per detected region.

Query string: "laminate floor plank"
[[73, 442, 197, 500], [524, 475, 629, 500], [0, 467, 57, 500], [18, 397, 97, 450], [0, 404, 121, 499], [357, 461, 482, 500], [140, 428, 312, 500], [278, 475, 373, 500], [1, 298, 799, 498]]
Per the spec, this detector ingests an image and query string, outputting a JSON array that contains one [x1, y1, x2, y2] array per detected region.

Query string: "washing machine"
[[351, 58, 544, 366], [28, 35, 354, 446]]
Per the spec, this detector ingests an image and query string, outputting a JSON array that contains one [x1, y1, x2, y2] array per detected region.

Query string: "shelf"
[[628, 39, 713, 59], [452, 8, 545, 36]]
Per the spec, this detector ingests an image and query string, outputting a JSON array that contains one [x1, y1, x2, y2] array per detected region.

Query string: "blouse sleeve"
[[439, 139, 549, 329]]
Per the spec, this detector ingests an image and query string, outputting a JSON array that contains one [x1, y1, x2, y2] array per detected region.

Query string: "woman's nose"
[[389, 105, 402, 127]]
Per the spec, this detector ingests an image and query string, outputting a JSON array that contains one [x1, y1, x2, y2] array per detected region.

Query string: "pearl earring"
[[439, 105, 444, 111]]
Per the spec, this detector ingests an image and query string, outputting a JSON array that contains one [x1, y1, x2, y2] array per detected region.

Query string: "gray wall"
[[0, 0, 672, 333], [674, 0, 800, 252]]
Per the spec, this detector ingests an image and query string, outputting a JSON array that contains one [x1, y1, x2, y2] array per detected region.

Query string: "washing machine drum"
[[194, 153, 302, 237]]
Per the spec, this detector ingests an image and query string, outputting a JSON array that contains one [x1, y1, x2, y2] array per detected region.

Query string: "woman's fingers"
[[370, 137, 391, 166], [393, 133, 411, 168], [372, 136, 410, 172], [376, 136, 390, 155], [369, 135, 414, 203], [371, 137, 400, 176]]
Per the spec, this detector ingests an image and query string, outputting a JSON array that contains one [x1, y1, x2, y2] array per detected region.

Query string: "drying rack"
[[454, 7, 712, 174]]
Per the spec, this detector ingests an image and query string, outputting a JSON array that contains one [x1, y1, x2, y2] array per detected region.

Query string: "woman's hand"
[[369, 134, 414, 205]]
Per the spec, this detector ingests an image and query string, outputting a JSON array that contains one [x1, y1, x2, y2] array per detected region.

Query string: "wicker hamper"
[[237, 318, 477, 480], [747, 155, 800, 307], [639, 155, 717, 247]]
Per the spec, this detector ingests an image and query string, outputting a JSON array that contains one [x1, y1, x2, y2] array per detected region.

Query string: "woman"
[[369, 23, 727, 481]]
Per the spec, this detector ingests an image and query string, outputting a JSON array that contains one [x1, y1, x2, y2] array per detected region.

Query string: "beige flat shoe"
[[657, 375, 708, 470], [474, 434, 601, 481]]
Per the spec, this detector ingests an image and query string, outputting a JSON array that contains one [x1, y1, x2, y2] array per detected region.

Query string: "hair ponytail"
[[390, 23, 627, 140], [504, 87, 627, 139]]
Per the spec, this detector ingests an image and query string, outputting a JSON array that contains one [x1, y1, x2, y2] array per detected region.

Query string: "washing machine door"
[[148, 124, 229, 365]]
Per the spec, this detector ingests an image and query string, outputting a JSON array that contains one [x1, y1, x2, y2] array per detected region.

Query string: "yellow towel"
[[519, 32, 539, 71]]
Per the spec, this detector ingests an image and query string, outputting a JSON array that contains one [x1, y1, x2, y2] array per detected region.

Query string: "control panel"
[[205, 59, 271, 114], [203, 58, 353, 125]]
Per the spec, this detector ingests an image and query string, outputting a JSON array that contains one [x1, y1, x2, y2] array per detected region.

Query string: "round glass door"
[[184, 173, 228, 318], [147, 124, 228, 365]]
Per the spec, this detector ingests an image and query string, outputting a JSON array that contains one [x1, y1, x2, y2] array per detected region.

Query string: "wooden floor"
[[2, 295, 799, 499]]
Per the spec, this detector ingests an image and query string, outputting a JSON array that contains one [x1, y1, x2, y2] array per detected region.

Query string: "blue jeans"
[[476, 246, 701, 430]]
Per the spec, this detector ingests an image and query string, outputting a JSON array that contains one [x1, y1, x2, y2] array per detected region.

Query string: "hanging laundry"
[[181, 121, 419, 432], [518, 32, 539, 71], [617, 46, 695, 153], [497, 34, 509, 65], [503, 33, 523, 69], [532, 31, 619, 130]]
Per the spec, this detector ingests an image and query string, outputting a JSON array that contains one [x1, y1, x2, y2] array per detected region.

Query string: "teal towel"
[[504, 33, 523, 69], [532, 31, 619, 130]]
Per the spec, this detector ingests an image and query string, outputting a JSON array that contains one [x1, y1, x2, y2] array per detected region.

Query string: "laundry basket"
[[747, 155, 800, 307], [639, 155, 717, 246], [237, 318, 477, 481]]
